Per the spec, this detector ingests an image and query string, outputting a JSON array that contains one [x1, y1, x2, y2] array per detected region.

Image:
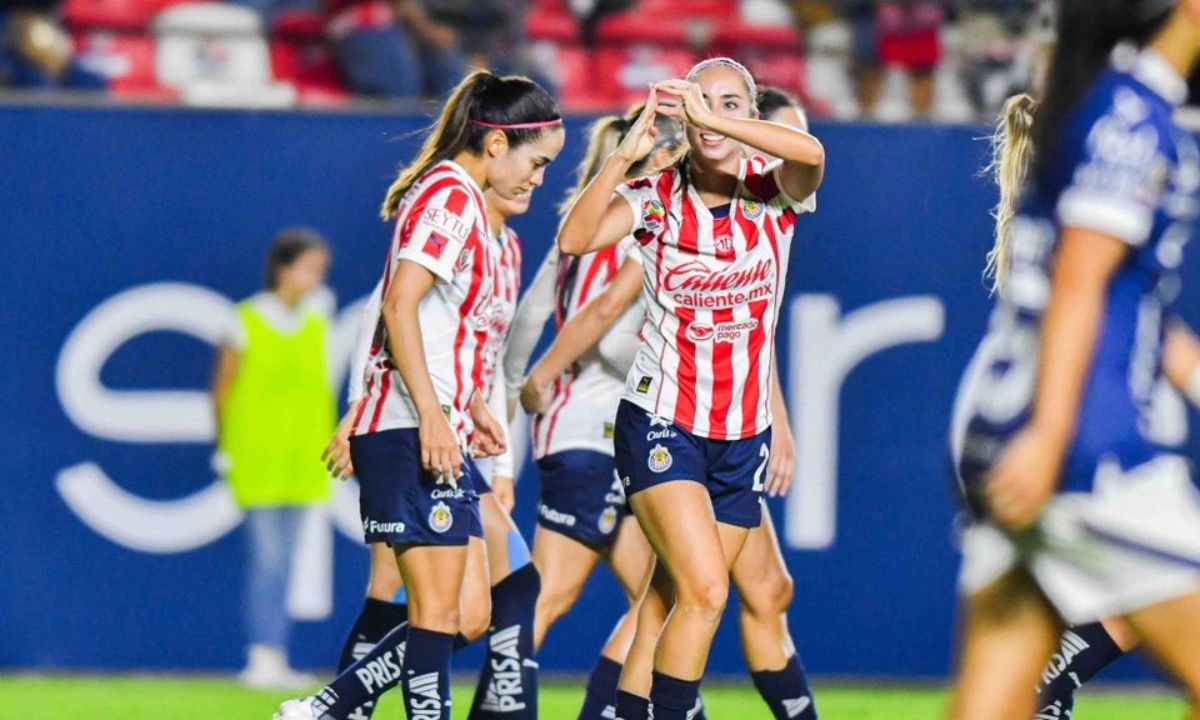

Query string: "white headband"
[[685, 57, 758, 105]]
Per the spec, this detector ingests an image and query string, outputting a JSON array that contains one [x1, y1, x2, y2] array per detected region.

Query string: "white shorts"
[[959, 455, 1200, 625]]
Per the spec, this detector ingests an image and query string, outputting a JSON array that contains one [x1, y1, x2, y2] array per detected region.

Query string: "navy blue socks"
[[468, 564, 541, 720], [751, 654, 817, 719]]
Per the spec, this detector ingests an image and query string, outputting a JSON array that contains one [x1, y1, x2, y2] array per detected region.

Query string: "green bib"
[[221, 301, 335, 508]]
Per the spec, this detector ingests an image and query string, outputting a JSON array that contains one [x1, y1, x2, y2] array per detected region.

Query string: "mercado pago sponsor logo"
[[686, 318, 760, 344], [662, 258, 773, 309]]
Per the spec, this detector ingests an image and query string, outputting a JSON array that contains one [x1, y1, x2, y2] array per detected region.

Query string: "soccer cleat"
[[273, 696, 323, 720]]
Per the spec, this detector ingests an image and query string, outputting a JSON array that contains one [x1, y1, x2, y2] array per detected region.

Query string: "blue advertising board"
[[1, 104, 1189, 681]]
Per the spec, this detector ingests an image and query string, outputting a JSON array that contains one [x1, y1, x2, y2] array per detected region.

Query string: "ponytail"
[[559, 114, 628, 214], [382, 70, 561, 220], [984, 94, 1038, 297], [559, 104, 686, 215]]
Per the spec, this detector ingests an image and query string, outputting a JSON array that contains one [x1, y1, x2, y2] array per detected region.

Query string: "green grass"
[[0, 676, 1186, 719]]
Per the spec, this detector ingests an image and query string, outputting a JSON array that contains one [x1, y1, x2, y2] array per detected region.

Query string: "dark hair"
[[382, 70, 561, 219], [756, 86, 808, 131], [266, 228, 329, 289], [1032, 0, 1174, 178]]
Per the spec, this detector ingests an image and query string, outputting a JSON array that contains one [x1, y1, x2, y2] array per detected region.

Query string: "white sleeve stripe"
[[1057, 189, 1153, 247]]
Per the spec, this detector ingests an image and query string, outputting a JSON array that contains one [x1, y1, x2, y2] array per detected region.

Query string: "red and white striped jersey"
[[351, 160, 497, 444], [528, 236, 642, 458], [616, 157, 815, 440], [480, 226, 523, 401]]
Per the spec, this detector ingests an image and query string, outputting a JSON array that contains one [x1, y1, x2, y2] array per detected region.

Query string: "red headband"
[[471, 118, 563, 130]]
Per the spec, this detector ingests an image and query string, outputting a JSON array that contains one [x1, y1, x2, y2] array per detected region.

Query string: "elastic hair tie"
[[471, 118, 563, 130]]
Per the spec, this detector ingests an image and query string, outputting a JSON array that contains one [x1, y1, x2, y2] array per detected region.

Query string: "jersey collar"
[[1116, 44, 1189, 107]]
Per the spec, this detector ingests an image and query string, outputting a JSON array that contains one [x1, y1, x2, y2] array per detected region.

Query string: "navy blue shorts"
[[613, 400, 768, 529], [535, 450, 628, 549], [351, 428, 483, 547]]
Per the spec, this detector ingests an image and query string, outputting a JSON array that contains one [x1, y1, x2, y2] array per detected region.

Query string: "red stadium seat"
[[268, 11, 350, 107], [73, 30, 176, 99]]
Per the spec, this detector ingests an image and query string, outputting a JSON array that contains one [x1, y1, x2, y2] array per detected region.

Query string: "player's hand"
[[322, 403, 360, 481], [520, 370, 554, 415], [419, 410, 463, 485], [985, 425, 1063, 532], [766, 421, 796, 498], [469, 393, 508, 459], [613, 87, 661, 164], [654, 80, 716, 131], [491, 476, 516, 513]]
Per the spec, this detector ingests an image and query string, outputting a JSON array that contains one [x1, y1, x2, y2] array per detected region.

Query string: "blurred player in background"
[[211, 228, 335, 690], [948, 1, 1200, 718], [520, 86, 820, 720], [321, 186, 539, 720], [505, 105, 684, 720], [983, 92, 1200, 720], [274, 69, 564, 720], [557, 58, 824, 720]]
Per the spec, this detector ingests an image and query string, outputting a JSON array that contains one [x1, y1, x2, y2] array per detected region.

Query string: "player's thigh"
[[604, 515, 655, 600], [630, 481, 729, 602], [1125, 590, 1200, 695], [731, 508, 793, 612], [394, 543, 470, 629], [533, 525, 602, 608], [367, 541, 403, 601], [459, 536, 493, 641], [480, 492, 519, 581]]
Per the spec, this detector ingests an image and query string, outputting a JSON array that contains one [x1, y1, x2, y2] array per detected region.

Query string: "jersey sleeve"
[[616, 234, 643, 266], [346, 279, 383, 403], [764, 159, 817, 215], [614, 176, 665, 244], [395, 183, 480, 282], [503, 247, 559, 401], [1056, 102, 1170, 247]]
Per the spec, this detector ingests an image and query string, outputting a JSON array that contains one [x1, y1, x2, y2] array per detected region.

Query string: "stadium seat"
[[153, 3, 296, 107], [73, 30, 176, 99], [268, 10, 349, 107], [62, 0, 190, 32]]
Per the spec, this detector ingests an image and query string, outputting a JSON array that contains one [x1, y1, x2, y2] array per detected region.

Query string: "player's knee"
[[367, 566, 403, 601], [460, 599, 492, 643], [410, 603, 462, 635], [677, 574, 729, 622], [744, 569, 794, 617], [536, 581, 580, 626]]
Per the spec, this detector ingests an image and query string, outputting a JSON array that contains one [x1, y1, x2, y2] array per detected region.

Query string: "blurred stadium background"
[[5, 0, 1200, 717]]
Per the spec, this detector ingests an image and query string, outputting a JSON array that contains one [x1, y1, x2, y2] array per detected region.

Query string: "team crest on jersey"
[[429, 501, 454, 533], [598, 506, 618, 535], [641, 198, 666, 234], [742, 199, 764, 219], [647, 444, 673, 473]]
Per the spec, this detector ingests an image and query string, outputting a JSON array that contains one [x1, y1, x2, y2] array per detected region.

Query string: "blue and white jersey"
[[956, 47, 1200, 502]]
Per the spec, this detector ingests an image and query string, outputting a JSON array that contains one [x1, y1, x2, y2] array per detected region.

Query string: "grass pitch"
[[0, 676, 1184, 719]]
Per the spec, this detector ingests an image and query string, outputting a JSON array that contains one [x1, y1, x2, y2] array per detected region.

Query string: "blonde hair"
[[559, 105, 687, 215], [559, 114, 627, 214], [984, 93, 1038, 296]]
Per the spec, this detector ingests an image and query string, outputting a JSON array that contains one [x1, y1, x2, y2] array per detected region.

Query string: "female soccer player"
[[503, 106, 685, 720], [981, 93, 1200, 720], [948, 2, 1200, 719], [556, 58, 824, 720], [274, 69, 564, 720], [321, 187, 540, 720], [521, 86, 819, 720], [212, 229, 335, 690]]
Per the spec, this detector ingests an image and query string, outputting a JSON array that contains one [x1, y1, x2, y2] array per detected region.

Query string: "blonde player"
[[274, 69, 564, 720], [504, 106, 684, 720], [557, 57, 824, 720]]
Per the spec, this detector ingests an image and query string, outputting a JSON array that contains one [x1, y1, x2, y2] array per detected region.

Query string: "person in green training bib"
[[212, 228, 336, 689]]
